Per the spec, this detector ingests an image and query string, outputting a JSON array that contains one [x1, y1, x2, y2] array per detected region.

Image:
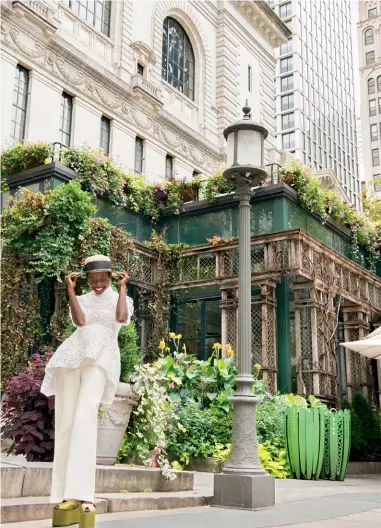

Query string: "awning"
[[341, 326, 381, 360]]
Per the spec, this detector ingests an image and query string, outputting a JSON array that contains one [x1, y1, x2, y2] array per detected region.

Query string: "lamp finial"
[[243, 100, 251, 120]]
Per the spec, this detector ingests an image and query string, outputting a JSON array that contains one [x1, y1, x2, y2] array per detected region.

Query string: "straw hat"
[[82, 255, 112, 274]]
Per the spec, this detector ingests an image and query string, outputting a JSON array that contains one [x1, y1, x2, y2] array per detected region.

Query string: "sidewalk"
[[1, 473, 380, 528]]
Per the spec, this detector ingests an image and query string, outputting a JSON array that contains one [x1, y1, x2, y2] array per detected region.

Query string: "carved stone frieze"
[[1, 18, 219, 173]]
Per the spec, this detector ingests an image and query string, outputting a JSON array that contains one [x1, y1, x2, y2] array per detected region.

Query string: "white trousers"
[[51, 359, 107, 503]]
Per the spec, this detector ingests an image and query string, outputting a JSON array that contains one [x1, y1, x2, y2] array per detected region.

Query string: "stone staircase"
[[1, 456, 212, 523]]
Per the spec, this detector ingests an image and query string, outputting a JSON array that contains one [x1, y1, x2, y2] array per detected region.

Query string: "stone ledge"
[[0, 463, 194, 498], [347, 461, 381, 475], [0, 492, 212, 523], [98, 491, 212, 513]]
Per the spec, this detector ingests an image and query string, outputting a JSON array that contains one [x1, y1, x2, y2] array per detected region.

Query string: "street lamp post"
[[213, 104, 275, 510]]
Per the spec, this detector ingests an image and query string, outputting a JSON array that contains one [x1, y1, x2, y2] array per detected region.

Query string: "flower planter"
[[96, 382, 138, 465], [182, 184, 199, 203], [282, 172, 294, 185]]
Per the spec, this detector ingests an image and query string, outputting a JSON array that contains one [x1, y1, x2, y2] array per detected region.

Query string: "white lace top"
[[41, 287, 134, 404]]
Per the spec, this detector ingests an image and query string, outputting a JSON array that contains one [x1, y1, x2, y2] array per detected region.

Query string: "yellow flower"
[[159, 339, 166, 350], [169, 332, 176, 339], [226, 344, 234, 357], [254, 363, 261, 370], [213, 342, 222, 351], [175, 334, 182, 339], [165, 347, 170, 352]]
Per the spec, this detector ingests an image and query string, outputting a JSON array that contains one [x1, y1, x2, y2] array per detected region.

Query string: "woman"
[[41, 255, 134, 528]]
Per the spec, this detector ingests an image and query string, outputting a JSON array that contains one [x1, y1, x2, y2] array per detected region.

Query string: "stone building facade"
[[357, 0, 381, 198], [1, 0, 289, 181]]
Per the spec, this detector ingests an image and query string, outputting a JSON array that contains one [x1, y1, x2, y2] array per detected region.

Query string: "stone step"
[[1, 492, 212, 523], [1, 462, 193, 498]]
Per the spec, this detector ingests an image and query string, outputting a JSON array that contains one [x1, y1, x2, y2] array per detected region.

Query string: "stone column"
[[214, 181, 275, 510]]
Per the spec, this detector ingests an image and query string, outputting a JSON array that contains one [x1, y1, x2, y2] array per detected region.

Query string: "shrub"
[[342, 393, 381, 461], [1, 141, 53, 177], [166, 402, 232, 463], [2, 181, 96, 278], [1, 352, 55, 462], [119, 321, 141, 382]]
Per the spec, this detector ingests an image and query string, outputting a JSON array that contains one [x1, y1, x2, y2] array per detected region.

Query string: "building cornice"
[[233, 0, 291, 47], [1, 13, 220, 173]]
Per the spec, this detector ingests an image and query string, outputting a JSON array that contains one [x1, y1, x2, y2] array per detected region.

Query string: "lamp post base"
[[213, 473, 275, 510]]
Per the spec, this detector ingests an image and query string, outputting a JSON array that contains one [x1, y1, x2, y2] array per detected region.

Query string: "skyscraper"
[[357, 0, 381, 198], [268, 0, 360, 208]]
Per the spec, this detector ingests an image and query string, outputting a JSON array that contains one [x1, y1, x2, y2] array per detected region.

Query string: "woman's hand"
[[65, 272, 80, 292], [113, 271, 129, 289]]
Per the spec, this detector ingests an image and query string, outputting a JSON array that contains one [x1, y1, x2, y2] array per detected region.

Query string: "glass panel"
[[205, 300, 221, 359], [175, 301, 201, 357], [161, 17, 195, 101], [67, 0, 110, 36], [250, 202, 274, 235], [11, 65, 29, 141]]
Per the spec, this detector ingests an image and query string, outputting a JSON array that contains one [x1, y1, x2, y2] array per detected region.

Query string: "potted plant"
[[96, 322, 141, 465]]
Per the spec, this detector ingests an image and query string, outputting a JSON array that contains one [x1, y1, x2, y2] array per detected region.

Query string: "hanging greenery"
[[280, 159, 381, 271], [143, 230, 186, 362]]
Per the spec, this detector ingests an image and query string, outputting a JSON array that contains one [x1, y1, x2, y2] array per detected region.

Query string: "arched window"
[[365, 28, 374, 45], [378, 76, 381, 92], [368, 78, 375, 94], [162, 17, 195, 101]]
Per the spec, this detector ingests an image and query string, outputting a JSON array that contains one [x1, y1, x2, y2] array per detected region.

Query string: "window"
[[283, 19, 292, 30], [281, 93, 294, 111], [368, 7, 377, 18], [370, 123, 378, 141], [137, 63, 144, 76], [378, 76, 381, 91], [60, 93, 72, 147], [100, 116, 110, 154], [374, 175, 381, 192], [280, 39, 293, 55], [248, 65, 252, 92], [282, 131, 295, 149], [282, 112, 295, 130], [64, 0, 111, 36], [372, 148, 380, 166], [365, 28, 374, 45], [11, 65, 29, 141], [378, 97, 381, 113], [280, 56, 293, 73], [368, 78, 375, 94], [165, 154, 173, 179], [162, 17, 195, 101], [369, 99, 376, 116], [366, 51, 375, 65], [281, 74, 293, 92], [279, 2, 292, 19], [134, 137, 144, 174]]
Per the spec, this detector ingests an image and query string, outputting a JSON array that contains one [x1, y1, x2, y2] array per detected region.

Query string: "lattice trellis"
[[270, 240, 289, 269], [251, 245, 265, 273], [226, 307, 237, 352], [266, 302, 277, 393], [301, 243, 310, 271], [128, 252, 153, 284], [251, 304, 262, 366], [298, 305, 313, 395], [348, 327, 362, 393]]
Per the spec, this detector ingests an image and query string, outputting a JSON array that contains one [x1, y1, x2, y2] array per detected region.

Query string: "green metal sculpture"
[[285, 406, 351, 481]]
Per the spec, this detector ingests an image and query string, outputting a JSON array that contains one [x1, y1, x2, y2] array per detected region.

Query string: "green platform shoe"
[[79, 502, 96, 528], [52, 500, 80, 527]]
